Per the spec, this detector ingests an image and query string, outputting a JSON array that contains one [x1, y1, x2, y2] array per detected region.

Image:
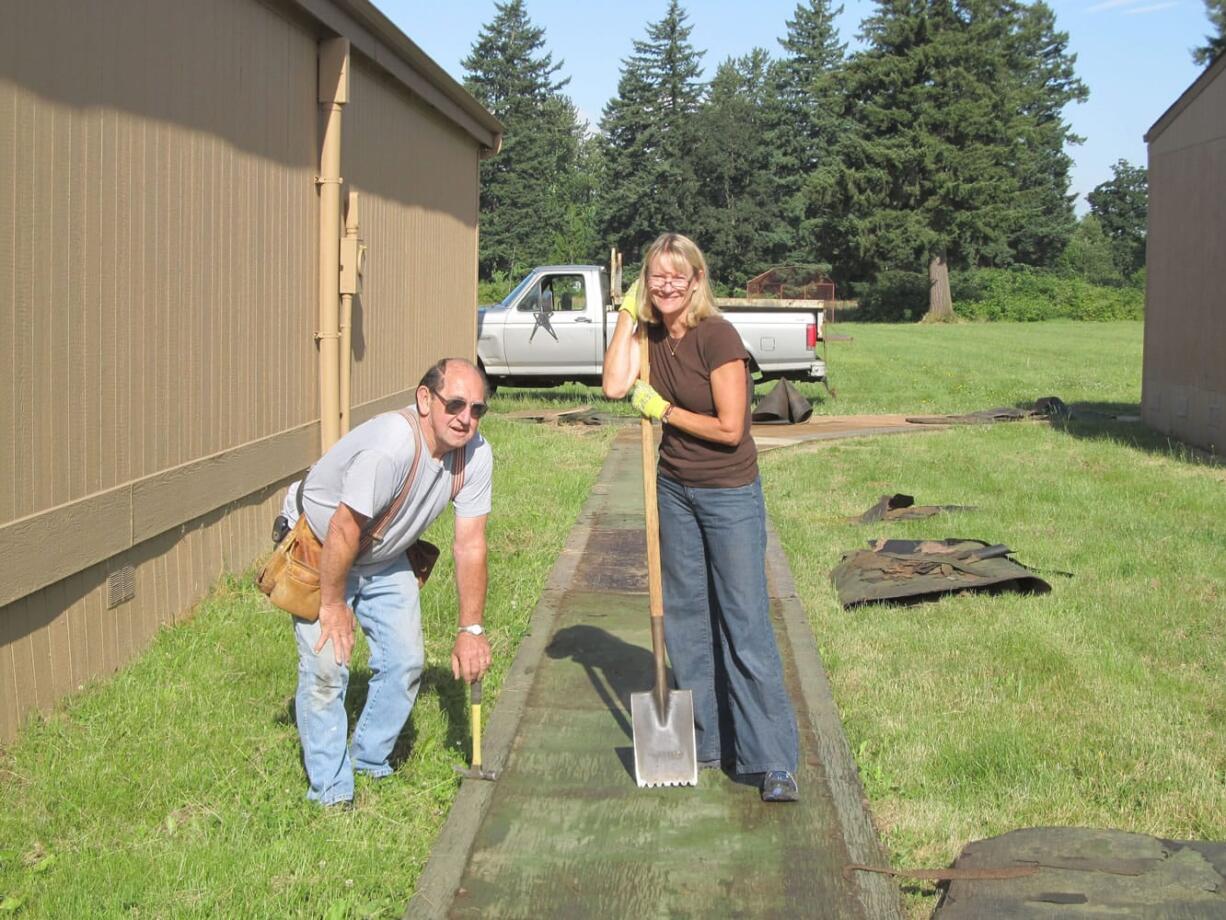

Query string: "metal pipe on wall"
[[317, 37, 349, 453], [339, 191, 364, 436]]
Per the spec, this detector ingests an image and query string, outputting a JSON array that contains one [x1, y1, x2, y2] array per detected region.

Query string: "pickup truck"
[[476, 265, 825, 390]]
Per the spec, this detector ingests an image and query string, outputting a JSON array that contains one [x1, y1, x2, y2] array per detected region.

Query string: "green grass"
[[759, 322, 1225, 916], [4, 321, 1222, 918], [0, 418, 616, 919]]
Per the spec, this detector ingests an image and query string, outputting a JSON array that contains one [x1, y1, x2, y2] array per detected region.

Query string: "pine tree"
[[463, 0, 586, 277], [774, 0, 848, 266], [1087, 159, 1147, 278], [598, 0, 705, 262], [1192, 0, 1226, 66], [1001, 1, 1087, 267], [830, 0, 1085, 317], [691, 51, 793, 287]]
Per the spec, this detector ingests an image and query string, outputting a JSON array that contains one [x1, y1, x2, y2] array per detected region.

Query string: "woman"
[[603, 232, 800, 803]]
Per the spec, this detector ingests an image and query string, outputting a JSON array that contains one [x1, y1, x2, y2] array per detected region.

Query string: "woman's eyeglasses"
[[647, 274, 694, 291], [432, 389, 489, 419]]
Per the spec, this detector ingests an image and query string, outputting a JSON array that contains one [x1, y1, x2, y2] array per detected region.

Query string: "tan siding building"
[[0, 0, 500, 742], [1142, 54, 1226, 453]]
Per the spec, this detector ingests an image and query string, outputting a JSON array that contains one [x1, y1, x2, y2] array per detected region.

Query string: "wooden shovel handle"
[[639, 331, 669, 712]]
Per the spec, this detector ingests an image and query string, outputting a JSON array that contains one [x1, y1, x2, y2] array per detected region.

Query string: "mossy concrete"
[[409, 428, 902, 919]]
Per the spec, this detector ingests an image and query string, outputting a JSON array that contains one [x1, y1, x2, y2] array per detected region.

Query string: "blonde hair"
[[637, 233, 720, 328]]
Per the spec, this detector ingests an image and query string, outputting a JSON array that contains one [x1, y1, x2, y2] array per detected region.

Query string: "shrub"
[[951, 267, 1143, 321], [855, 271, 931, 322], [478, 272, 516, 307]]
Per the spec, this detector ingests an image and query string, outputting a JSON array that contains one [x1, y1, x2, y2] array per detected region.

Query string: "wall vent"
[[107, 566, 136, 609]]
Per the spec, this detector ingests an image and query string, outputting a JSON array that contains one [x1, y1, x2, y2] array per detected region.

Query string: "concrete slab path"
[[408, 428, 903, 919]]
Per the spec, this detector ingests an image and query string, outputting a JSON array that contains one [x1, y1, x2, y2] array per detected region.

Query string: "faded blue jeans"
[[657, 474, 799, 776], [293, 557, 424, 805]]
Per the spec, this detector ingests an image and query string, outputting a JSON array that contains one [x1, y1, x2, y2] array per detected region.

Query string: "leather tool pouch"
[[406, 539, 441, 587], [256, 516, 324, 621]]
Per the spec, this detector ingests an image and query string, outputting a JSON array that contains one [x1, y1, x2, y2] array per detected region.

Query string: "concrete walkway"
[[408, 428, 903, 919]]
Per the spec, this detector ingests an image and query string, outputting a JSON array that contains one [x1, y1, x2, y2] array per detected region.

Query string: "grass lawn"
[[760, 321, 1225, 916], [0, 419, 616, 918], [2, 320, 1221, 918]]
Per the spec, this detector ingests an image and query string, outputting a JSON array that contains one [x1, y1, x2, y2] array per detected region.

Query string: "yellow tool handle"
[[471, 678, 483, 769]]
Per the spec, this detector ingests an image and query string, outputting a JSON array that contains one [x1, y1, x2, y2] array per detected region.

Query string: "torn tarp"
[[907, 396, 1070, 425], [851, 493, 976, 524], [935, 827, 1226, 918], [830, 538, 1052, 608]]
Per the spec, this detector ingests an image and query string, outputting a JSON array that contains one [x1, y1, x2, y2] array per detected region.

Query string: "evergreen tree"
[[1058, 214, 1120, 285], [1002, 1, 1087, 267], [828, 0, 1085, 317], [774, 0, 849, 266], [463, 0, 586, 277], [691, 51, 793, 287], [1192, 0, 1226, 66], [1087, 159, 1147, 277], [599, 0, 705, 261]]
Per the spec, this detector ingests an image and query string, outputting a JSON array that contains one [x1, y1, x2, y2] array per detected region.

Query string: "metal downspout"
[[317, 37, 349, 453], [339, 191, 364, 436]]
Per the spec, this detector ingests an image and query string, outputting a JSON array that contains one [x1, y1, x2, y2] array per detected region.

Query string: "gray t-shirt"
[[298, 410, 493, 574]]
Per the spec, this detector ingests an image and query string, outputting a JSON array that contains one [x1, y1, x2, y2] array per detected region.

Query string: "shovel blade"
[[631, 689, 698, 787]]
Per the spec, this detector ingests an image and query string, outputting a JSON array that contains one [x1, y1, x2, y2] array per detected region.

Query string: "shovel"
[[630, 331, 698, 788]]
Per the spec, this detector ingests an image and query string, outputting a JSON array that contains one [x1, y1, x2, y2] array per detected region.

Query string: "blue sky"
[[383, 0, 1214, 211]]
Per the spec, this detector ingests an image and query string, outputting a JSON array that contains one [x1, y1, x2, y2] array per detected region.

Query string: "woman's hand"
[[630, 381, 670, 420]]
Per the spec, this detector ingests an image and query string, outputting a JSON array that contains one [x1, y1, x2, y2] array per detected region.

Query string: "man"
[[292, 357, 493, 807]]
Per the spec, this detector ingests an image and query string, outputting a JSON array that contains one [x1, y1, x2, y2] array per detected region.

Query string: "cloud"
[[1122, 1, 1178, 12]]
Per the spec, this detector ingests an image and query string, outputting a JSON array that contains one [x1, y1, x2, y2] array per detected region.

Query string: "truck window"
[[520, 274, 585, 312]]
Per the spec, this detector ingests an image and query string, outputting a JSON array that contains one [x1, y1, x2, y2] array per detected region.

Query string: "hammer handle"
[[471, 678, 483, 769]]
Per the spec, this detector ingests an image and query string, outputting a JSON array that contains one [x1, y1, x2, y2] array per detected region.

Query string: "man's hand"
[[451, 632, 491, 683], [619, 279, 642, 321], [630, 381, 670, 421], [315, 601, 357, 666]]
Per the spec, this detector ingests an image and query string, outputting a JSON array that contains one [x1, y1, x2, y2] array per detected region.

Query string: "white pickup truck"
[[476, 265, 825, 390]]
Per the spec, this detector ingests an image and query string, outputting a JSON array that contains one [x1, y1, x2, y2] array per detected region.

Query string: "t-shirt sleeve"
[[454, 436, 493, 519], [700, 319, 750, 374], [338, 449, 400, 521]]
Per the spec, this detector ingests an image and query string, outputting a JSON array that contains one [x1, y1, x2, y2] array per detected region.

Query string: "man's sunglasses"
[[431, 389, 489, 419]]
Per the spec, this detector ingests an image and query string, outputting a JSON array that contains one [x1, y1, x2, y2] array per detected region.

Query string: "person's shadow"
[[546, 623, 660, 779]]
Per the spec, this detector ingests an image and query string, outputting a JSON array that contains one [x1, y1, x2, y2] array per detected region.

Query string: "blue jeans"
[[293, 557, 424, 804], [657, 474, 799, 775]]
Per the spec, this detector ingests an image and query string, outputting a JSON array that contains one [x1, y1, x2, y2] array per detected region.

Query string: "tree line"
[[461, 0, 1215, 315]]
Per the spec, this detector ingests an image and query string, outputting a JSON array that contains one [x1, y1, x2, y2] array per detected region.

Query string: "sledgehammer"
[[453, 679, 497, 782]]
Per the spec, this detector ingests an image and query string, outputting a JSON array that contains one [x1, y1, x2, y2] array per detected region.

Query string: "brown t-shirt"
[[648, 316, 758, 488]]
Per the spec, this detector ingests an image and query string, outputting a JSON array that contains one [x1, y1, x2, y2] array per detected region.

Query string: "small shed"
[[1141, 52, 1226, 453], [746, 265, 836, 302]]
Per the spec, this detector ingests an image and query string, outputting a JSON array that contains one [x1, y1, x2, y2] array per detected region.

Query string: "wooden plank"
[[26, 592, 54, 712], [130, 422, 316, 543], [0, 486, 130, 609], [65, 569, 89, 693], [0, 0, 16, 527], [84, 564, 104, 685], [0, 420, 317, 608], [45, 577, 74, 703], [0, 599, 23, 744]]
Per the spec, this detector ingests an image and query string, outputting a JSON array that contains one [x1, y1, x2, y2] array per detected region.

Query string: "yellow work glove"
[[619, 279, 642, 322], [630, 381, 670, 421]]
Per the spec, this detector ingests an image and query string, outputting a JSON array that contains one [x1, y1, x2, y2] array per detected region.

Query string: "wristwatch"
[[458, 623, 485, 637]]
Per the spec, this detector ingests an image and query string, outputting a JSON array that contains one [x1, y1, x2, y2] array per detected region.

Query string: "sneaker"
[[760, 770, 799, 803]]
